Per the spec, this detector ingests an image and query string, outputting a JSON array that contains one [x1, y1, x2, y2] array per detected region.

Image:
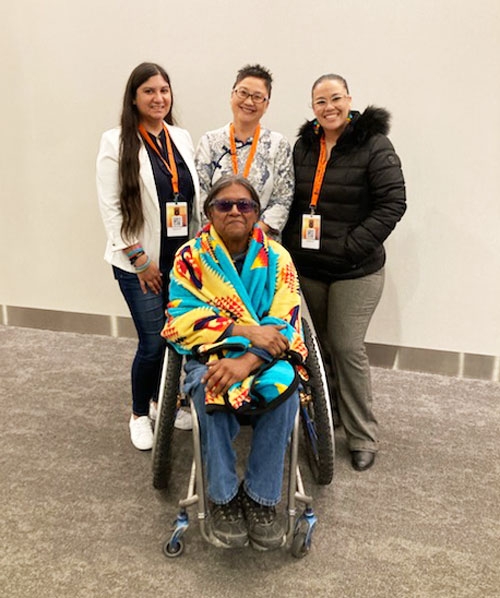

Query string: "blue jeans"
[[184, 359, 299, 506], [113, 267, 166, 416]]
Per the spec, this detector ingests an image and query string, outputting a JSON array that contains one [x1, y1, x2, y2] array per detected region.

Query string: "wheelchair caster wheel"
[[291, 531, 310, 559], [163, 538, 184, 558]]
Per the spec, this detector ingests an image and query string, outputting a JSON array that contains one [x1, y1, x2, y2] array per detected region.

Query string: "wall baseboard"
[[2, 305, 498, 382]]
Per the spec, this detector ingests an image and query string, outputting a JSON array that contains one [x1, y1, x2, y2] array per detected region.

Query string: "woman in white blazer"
[[97, 63, 201, 451]]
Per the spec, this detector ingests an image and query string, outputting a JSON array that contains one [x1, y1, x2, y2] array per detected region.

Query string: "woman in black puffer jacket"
[[282, 74, 406, 472]]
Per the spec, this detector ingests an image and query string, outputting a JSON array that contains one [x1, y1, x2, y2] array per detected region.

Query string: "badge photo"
[[301, 214, 321, 249], [166, 201, 188, 237]]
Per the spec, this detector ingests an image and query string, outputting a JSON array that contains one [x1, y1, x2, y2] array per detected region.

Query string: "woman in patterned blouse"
[[195, 64, 294, 239]]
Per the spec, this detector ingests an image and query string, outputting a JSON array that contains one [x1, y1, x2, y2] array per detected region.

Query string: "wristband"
[[129, 250, 145, 265], [126, 246, 144, 258], [135, 257, 151, 273]]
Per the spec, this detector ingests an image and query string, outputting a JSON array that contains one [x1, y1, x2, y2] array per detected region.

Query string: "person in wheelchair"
[[162, 175, 308, 550]]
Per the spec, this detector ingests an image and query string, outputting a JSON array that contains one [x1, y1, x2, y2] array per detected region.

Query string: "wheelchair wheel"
[[291, 531, 310, 559], [152, 346, 183, 490], [163, 538, 184, 558], [300, 317, 335, 485]]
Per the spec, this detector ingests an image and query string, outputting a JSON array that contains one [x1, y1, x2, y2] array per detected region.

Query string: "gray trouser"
[[300, 269, 385, 452]]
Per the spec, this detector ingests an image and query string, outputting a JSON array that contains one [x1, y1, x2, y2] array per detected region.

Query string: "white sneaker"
[[149, 400, 158, 422], [129, 415, 153, 450], [174, 409, 193, 431]]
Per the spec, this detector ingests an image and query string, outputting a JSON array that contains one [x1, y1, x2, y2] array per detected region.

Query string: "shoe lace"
[[213, 498, 241, 522], [243, 494, 276, 525]]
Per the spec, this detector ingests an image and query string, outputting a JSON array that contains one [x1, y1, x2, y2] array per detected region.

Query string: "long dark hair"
[[119, 62, 175, 241]]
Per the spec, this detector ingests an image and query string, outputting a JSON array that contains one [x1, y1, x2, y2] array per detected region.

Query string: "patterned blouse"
[[195, 123, 294, 235]]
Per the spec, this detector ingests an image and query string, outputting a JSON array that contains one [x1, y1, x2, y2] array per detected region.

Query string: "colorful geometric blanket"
[[162, 223, 308, 412]]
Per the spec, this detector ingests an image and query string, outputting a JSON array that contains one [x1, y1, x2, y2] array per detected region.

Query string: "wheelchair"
[[152, 314, 335, 558]]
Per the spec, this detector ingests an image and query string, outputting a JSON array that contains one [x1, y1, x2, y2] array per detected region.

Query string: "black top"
[[143, 129, 195, 277], [282, 107, 406, 282]]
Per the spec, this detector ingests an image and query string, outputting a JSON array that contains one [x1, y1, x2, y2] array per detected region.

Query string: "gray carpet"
[[1, 325, 499, 598]]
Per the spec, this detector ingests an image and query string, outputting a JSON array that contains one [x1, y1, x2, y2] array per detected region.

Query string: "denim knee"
[[136, 332, 166, 363], [114, 266, 166, 361]]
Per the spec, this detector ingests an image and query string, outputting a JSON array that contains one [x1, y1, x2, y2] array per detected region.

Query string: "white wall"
[[1, 0, 499, 356]]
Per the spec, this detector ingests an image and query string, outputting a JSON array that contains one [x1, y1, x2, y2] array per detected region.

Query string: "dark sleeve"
[[247, 346, 274, 362], [219, 323, 273, 362], [345, 135, 407, 262]]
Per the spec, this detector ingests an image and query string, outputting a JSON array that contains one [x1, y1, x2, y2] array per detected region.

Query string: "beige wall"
[[2, 0, 499, 357]]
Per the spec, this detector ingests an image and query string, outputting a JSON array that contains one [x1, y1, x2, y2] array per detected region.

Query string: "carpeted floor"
[[1, 325, 499, 598]]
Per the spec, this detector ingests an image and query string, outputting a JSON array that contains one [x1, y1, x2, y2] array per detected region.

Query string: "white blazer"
[[96, 124, 201, 273]]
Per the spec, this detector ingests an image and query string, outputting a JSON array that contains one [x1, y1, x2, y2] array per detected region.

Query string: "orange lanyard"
[[229, 123, 260, 178], [138, 123, 179, 196], [310, 135, 328, 213]]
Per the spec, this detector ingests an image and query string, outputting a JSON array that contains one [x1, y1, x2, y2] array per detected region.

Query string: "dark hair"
[[119, 62, 175, 241], [204, 175, 261, 218], [311, 73, 350, 95], [233, 64, 273, 98]]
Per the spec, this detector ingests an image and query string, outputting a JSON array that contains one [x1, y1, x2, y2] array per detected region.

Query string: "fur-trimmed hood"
[[298, 106, 391, 152]]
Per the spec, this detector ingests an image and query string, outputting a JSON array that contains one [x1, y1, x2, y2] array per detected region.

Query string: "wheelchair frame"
[[162, 400, 317, 558], [152, 313, 334, 558]]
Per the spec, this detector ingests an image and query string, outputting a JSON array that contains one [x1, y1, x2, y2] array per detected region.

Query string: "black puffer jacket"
[[282, 107, 406, 282]]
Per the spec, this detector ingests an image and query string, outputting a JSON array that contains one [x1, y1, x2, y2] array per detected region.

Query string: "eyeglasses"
[[233, 87, 268, 104], [313, 94, 348, 108], [209, 198, 259, 213]]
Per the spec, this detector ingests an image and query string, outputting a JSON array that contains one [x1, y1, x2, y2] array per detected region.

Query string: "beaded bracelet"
[[126, 246, 144, 258], [134, 257, 151, 273], [129, 250, 145, 265]]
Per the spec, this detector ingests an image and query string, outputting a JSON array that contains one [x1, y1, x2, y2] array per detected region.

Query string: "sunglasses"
[[209, 198, 258, 214]]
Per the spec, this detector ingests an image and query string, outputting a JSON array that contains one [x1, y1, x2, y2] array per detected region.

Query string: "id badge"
[[166, 201, 188, 237], [301, 214, 321, 249]]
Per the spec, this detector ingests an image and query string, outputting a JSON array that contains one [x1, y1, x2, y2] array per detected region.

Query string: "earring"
[[313, 119, 321, 135], [346, 112, 352, 123]]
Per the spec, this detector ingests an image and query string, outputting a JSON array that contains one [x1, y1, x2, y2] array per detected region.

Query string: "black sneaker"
[[240, 485, 285, 551], [210, 494, 248, 548]]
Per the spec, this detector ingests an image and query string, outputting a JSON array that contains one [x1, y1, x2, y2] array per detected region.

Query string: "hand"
[[137, 260, 162, 295], [202, 354, 262, 395], [234, 324, 289, 357]]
